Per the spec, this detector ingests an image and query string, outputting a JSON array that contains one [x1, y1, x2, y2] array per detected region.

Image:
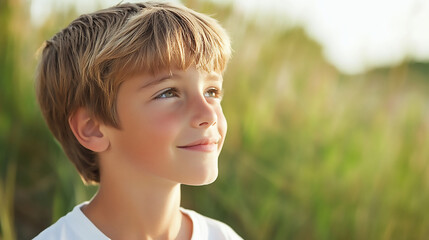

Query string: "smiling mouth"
[[177, 138, 219, 152]]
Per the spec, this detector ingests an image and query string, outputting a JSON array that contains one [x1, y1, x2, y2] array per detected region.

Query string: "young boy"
[[34, 1, 242, 239]]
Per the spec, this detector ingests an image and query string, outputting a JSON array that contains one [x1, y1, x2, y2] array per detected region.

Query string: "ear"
[[68, 108, 110, 152]]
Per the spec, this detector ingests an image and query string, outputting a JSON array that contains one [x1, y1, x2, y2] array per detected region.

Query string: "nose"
[[190, 95, 217, 129]]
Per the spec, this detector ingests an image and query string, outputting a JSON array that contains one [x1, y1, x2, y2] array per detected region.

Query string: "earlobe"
[[68, 108, 110, 152]]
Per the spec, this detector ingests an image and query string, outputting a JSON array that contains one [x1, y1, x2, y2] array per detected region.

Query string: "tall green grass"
[[1, 0, 429, 239]]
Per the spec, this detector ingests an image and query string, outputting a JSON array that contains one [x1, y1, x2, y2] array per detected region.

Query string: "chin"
[[182, 168, 219, 186]]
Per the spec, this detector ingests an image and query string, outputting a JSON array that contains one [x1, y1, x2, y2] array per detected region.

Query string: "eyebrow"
[[139, 74, 176, 89], [206, 72, 223, 83]]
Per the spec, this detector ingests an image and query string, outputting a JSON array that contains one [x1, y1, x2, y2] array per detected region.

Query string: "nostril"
[[198, 121, 216, 127]]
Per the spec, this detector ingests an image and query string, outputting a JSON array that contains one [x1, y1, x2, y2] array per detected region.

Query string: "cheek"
[[144, 106, 183, 138], [217, 107, 227, 141], [113, 106, 183, 164]]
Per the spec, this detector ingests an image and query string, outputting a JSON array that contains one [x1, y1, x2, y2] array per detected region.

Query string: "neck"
[[82, 174, 191, 240]]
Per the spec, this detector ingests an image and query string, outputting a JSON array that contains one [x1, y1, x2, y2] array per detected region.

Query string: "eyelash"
[[154, 87, 224, 100], [205, 88, 224, 99], [154, 88, 179, 99]]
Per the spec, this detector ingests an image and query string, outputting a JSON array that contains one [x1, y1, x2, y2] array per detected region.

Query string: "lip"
[[177, 138, 219, 152]]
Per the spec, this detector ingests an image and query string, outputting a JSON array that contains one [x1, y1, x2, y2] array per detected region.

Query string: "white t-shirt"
[[33, 202, 243, 240]]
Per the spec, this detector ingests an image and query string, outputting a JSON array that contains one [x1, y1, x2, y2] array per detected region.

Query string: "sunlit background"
[[30, 0, 429, 74], [1, 0, 429, 239]]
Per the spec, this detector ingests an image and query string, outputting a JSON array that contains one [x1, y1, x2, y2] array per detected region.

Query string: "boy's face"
[[101, 66, 227, 185]]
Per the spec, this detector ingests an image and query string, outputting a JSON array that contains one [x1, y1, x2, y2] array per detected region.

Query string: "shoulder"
[[33, 202, 109, 240], [181, 208, 243, 240]]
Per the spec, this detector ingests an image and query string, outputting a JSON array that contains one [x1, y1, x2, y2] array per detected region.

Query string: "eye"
[[154, 88, 179, 99], [204, 87, 224, 99]]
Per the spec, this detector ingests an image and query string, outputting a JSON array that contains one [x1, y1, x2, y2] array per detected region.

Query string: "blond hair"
[[36, 2, 231, 184]]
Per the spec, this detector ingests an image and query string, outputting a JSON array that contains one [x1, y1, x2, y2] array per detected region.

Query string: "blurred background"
[[1, 0, 429, 239]]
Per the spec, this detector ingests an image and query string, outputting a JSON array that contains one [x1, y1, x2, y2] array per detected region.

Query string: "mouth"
[[177, 138, 220, 152]]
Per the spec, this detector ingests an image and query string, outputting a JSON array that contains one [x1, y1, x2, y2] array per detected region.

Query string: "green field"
[[1, 0, 429, 239]]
